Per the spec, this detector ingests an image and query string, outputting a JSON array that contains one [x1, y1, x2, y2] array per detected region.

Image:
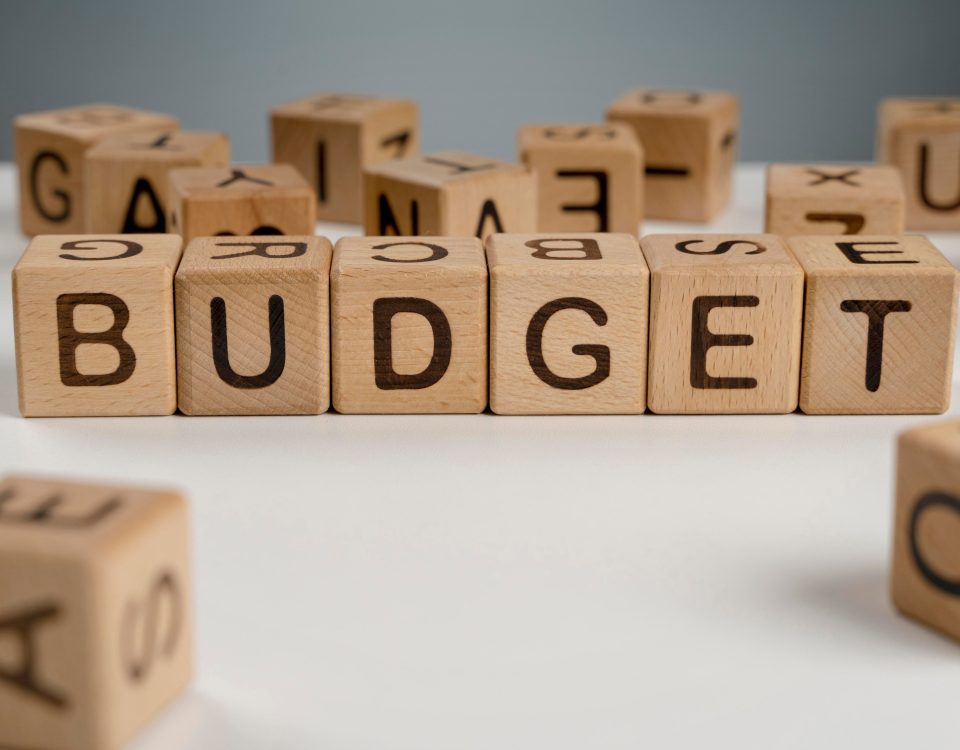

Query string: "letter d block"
[[13, 235, 183, 417], [0, 474, 192, 750]]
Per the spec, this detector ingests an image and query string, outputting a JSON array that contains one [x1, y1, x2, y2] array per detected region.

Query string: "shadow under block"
[[764, 163, 905, 236], [487, 233, 649, 415], [84, 131, 230, 234], [271, 93, 419, 224], [331, 236, 487, 413], [605, 89, 738, 222], [877, 98, 960, 230], [0, 474, 192, 750], [167, 164, 316, 242], [363, 151, 536, 240], [789, 235, 958, 415], [517, 123, 643, 235], [175, 236, 332, 415], [13, 234, 183, 417], [643, 234, 803, 414]]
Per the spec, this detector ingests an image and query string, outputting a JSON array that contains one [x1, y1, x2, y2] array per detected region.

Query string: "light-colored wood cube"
[[765, 163, 905, 236], [643, 234, 803, 414], [14, 104, 179, 236], [517, 123, 643, 235], [788, 235, 958, 414], [877, 97, 960, 230], [606, 89, 738, 221], [363, 151, 536, 240], [167, 164, 316, 243], [271, 92, 419, 224], [84, 131, 230, 233], [331, 236, 487, 413], [13, 234, 182, 417], [0, 474, 192, 750], [487, 233, 649, 415], [175, 235, 332, 415]]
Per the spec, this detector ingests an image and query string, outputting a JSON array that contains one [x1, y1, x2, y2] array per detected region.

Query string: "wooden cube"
[[643, 234, 803, 414], [175, 235, 332, 415], [606, 89, 738, 221], [167, 164, 316, 243], [331, 236, 487, 413], [877, 98, 960, 230], [517, 123, 643, 235], [14, 104, 178, 236], [13, 234, 182, 417], [765, 163, 905, 236], [363, 151, 536, 240], [788, 235, 958, 414], [84, 131, 230, 233], [0, 473, 192, 750], [487, 233, 649, 415], [271, 93, 419, 224]]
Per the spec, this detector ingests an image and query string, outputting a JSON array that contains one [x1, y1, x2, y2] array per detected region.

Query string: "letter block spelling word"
[[643, 234, 804, 414], [487, 233, 649, 415], [363, 151, 536, 240], [877, 98, 960, 230], [14, 104, 179, 236], [606, 89, 738, 221], [167, 164, 316, 243], [331, 237, 487, 413], [788, 235, 959, 414], [0, 474, 192, 750], [517, 123, 643, 235], [765, 164, 905, 236], [13, 235, 183, 417], [175, 236, 332, 415], [271, 93, 419, 224], [84, 131, 230, 234]]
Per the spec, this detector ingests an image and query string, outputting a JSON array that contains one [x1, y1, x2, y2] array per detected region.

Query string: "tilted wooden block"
[[643, 234, 803, 414], [331, 236, 487, 413], [363, 151, 536, 240], [0, 474, 192, 750], [14, 104, 178, 236], [606, 89, 738, 221], [517, 123, 643, 235], [175, 236, 332, 415], [271, 92, 419, 224], [13, 234, 182, 417], [789, 235, 958, 414]]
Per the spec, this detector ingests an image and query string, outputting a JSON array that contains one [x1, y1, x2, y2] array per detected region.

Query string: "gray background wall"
[[1, 0, 958, 163]]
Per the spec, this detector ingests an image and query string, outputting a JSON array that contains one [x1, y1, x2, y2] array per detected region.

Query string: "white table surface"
[[2, 163, 960, 749]]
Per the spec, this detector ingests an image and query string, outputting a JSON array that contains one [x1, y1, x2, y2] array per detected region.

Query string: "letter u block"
[[487, 233, 649, 414], [175, 236, 332, 415], [331, 237, 487, 413], [0, 474, 192, 750], [643, 234, 804, 414], [13, 235, 183, 417]]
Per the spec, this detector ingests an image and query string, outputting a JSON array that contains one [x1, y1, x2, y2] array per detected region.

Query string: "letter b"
[[56, 293, 136, 386]]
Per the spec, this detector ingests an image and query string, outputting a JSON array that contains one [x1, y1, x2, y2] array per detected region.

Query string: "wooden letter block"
[[84, 131, 230, 233], [517, 123, 643, 235], [788, 235, 958, 414], [765, 163, 905, 236], [877, 98, 960, 230], [363, 151, 536, 240], [331, 236, 487, 413], [0, 474, 192, 750], [167, 164, 316, 243], [175, 236, 332, 415], [13, 234, 183, 417], [487, 233, 649, 415], [643, 234, 803, 414], [14, 104, 178, 236], [271, 93, 419, 224], [606, 89, 738, 221]]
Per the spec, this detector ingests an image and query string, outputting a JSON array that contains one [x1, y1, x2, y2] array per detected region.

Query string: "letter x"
[[216, 169, 273, 188], [806, 168, 860, 187]]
